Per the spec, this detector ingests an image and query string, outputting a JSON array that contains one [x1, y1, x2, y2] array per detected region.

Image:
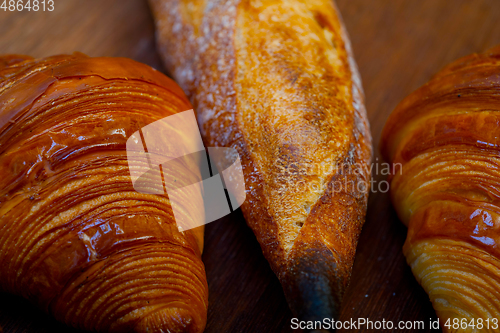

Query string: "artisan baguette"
[[149, 0, 372, 323]]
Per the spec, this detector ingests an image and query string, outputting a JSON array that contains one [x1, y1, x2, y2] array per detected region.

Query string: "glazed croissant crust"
[[381, 46, 500, 332], [0, 54, 208, 333]]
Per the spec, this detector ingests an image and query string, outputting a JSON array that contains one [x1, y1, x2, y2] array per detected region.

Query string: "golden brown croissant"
[[0, 53, 208, 333], [381, 46, 500, 332], [149, 0, 372, 323]]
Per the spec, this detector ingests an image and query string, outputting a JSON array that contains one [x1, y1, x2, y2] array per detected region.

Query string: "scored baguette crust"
[[149, 0, 372, 321]]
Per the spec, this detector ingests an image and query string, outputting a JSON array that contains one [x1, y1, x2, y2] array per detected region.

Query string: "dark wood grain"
[[1, 0, 500, 332]]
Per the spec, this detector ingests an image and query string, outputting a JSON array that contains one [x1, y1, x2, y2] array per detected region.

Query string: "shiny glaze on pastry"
[[381, 46, 500, 332], [0, 53, 208, 333]]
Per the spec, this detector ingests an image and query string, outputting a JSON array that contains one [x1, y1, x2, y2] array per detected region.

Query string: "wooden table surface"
[[1, 0, 500, 332]]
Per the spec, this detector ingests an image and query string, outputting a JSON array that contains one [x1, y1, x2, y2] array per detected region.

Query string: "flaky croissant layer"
[[382, 46, 500, 332], [0, 54, 208, 333]]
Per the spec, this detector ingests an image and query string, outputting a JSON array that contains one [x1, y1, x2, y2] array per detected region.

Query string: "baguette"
[[149, 0, 372, 323]]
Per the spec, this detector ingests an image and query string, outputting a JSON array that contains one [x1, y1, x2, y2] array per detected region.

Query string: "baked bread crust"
[[150, 0, 372, 321]]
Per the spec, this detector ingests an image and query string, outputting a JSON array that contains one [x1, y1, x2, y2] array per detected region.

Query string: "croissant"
[[381, 46, 500, 331], [149, 0, 372, 323], [0, 53, 208, 333]]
